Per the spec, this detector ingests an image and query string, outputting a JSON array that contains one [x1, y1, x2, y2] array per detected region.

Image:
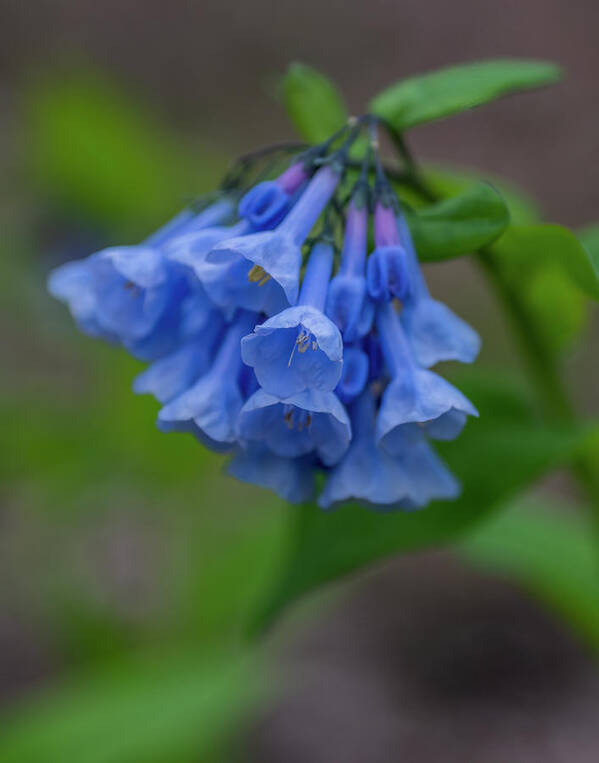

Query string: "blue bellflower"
[[326, 197, 374, 342], [158, 310, 257, 450], [48, 120, 482, 512], [133, 312, 226, 403], [397, 213, 481, 367], [48, 198, 235, 360], [228, 444, 315, 504], [238, 387, 351, 466], [319, 390, 459, 510], [240, 242, 342, 398], [207, 165, 341, 309], [375, 302, 478, 454]]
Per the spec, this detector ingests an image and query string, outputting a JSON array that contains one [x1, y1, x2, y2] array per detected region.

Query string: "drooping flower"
[[48, 198, 235, 359], [157, 310, 257, 450], [240, 242, 342, 398], [366, 200, 411, 302], [397, 213, 481, 367], [237, 387, 351, 466], [319, 390, 459, 510], [375, 301, 478, 454], [132, 311, 225, 403], [207, 164, 341, 310], [228, 444, 315, 504], [326, 192, 373, 342], [48, 116, 483, 513]]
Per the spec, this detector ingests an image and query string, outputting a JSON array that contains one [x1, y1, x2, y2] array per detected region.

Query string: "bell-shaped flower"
[[238, 161, 308, 230], [389, 428, 461, 508], [366, 202, 411, 302], [48, 200, 235, 360], [172, 219, 288, 317], [237, 387, 351, 466], [157, 310, 257, 451], [319, 390, 458, 510], [133, 312, 226, 403], [207, 165, 341, 310], [335, 346, 369, 404], [240, 242, 342, 398], [50, 245, 189, 361], [228, 444, 315, 504], [326, 198, 373, 342], [396, 214, 481, 367], [375, 302, 478, 454]]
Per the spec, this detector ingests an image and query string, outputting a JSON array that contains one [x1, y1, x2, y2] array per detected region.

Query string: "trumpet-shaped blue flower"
[[366, 202, 411, 302], [396, 214, 481, 367], [133, 312, 225, 403], [240, 242, 342, 398], [375, 302, 478, 454], [238, 387, 351, 466], [335, 346, 369, 403], [238, 161, 308, 229], [319, 390, 459, 510], [228, 445, 315, 504], [207, 165, 341, 309], [157, 310, 257, 450], [48, 200, 236, 360], [49, 245, 188, 360], [326, 199, 373, 342]]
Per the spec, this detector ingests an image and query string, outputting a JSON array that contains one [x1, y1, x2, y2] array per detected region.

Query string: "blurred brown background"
[[3, 0, 599, 223], [1, 1, 598, 761]]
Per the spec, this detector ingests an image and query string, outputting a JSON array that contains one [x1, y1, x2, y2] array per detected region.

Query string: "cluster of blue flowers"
[[49, 119, 480, 510]]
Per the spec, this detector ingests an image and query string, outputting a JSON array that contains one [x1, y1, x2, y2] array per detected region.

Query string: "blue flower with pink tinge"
[[48, 119, 481, 510]]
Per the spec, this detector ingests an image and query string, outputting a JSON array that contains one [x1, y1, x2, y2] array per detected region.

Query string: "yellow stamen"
[[258, 274, 271, 287], [248, 265, 268, 283]]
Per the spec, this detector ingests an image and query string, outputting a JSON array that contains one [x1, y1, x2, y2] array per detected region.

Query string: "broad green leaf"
[[423, 165, 540, 225], [282, 63, 348, 143], [494, 224, 599, 300], [251, 370, 582, 632], [459, 498, 599, 651], [0, 650, 255, 763], [370, 59, 562, 130], [527, 265, 588, 351], [407, 182, 510, 261]]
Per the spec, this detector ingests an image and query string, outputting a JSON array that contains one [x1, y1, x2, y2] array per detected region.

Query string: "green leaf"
[[422, 164, 540, 225], [494, 224, 599, 300], [406, 182, 510, 261], [459, 498, 599, 651], [527, 265, 588, 351], [282, 62, 348, 143], [0, 650, 255, 763], [370, 59, 562, 130], [252, 370, 582, 632]]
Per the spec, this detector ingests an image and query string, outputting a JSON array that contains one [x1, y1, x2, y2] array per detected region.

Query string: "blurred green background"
[[1, 1, 599, 761]]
